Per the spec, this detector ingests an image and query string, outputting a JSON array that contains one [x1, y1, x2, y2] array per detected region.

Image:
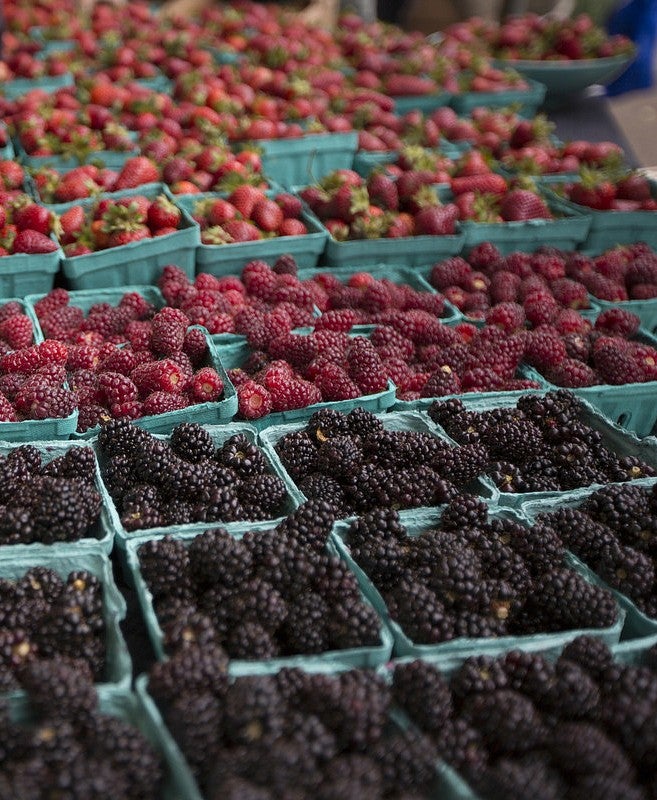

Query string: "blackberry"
[[343, 463, 395, 511], [41, 446, 97, 482], [437, 443, 491, 488], [251, 739, 323, 793], [208, 777, 272, 800], [196, 485, 245, 523], [427, 397, 466, 428], [275, 431, 318, 481], [539, 507, 617, 562], [275, 498, 337, 552], [321, 754, 382, 795], [371, 729, 438, 794], [19, 566, 64, 604], [169, 422, 215, 463], [316, 434, 362, 475], [549, 721, 636, 777], [567, 775, 648, 800], [451, 654, 509, 704], [160, 457, 213, 500], [306, 408, 350, 443], [220, 434, 268, 476], [392, 659, 453, 733], [249, 534, 316, 600], [149, 642, 229, 704], [100, 454, 136, 507], [121, 497, 167, 531], [297, 474, 348, 514], [559, 635, 614, 682], [474, 537, 532, 596], [165, 498, 195, 525], [346, 407, 384, 438], [440, 495, 488, 530], [312, 555, 363, 605], [8, 444, 42, 473], [284, 712, 338, 764], [131, 440, 175, 485], [453, 609, 509, 639], [138, 536, 192, 600], [327, 599, 381, 649], [53, 757, 126, 799], [479, 753, 566, 800], [501, 650, 556, 706], [29, 719, 84, 771], [161, 608, 219, 653], [223, 675, 286, 746], [225, 578, 288, 632], [495, 519, 564, 577], [18, 658, 96, 720], [488, 460, 524, 493], [517, 389, 582, 430], [237, 474, 288, 516], [226, 621, 280, 660], [426, 537, 483, 610], [347, 507, 406, 546], [385, 579, 455, 644], [433, 717, 488, 777], [281, 591, 329, 654], [462, 689, 547, 755], [0, 628, 37, 670], [482, 418, 543, 464], [612, 454, 656, 481], [351, 534, 409, 588], [543, 658, 600, 721], [523, 568, 618, 632], [188, 528, 252, 589], [593, 541, 655, 600], [583, 483, 652, 539]]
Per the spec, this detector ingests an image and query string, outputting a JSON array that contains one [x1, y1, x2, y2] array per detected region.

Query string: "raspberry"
[[268, 334, 318, 369], [98, 372, 139, 406], [460, 367, 504, 392], [242, 260, 277, 301], [0, 301, 23, 323], [421, 365, 462, 397], [370, 325, 415, 359], [98, 347, 139, 375], [592, 249, 629, 284], [33, 288, 69, 320], [272, 277, 315, 308], [468, 242, 503, 270], [314, 309, 360, 333], [188, 367, 224, 402], [76, 404, 111, 431], [150, 312, 186, 356], [25, 364, 67, 387], [182, 328, 208, 365], [227, 368, 250, 388], [523, 290, 560, 328], [39, 340, 69, 366], [0, 393, 18, 421], [66, 344, 100, 371], [594, 308, 641, 339], [237, 380, 272, 420], [203, 313, 234, 334], [39, 306, 85, 340], [429, 257, 472, 290], [383, 357, 413, 389], [111, 399, 144, 420], [490, 271, 521, 304], [626, 253, 657, 286], [314, 363, 360, 401], [131, 359, 186, 395], [563, 333, 591, 362], [502, 251, 533, 277], [0, 312, 32, 350], [523, 327, 567, 370], [143, 391, 189, 415], [0, 373, 25, 400], [630, 283, 657, 299], [0, 345, 42, 374], [195, 272, 223, 292], [546, 358, 599, 388], [554, 309, 592, 336], [275, 301, 314, 329], [310, 329, 351, 359], [593, 343, 644, 385], [346, 338, 388, 395], [270, 378, 321, 411], [530, 252, 566, 281], [550, 278, 589, 309], [14, 384, 77, 419], [485, 302, 526, 333], [125, 320, 153, 351], [118, 290, 156, 320], [583, 273, 628, 302]]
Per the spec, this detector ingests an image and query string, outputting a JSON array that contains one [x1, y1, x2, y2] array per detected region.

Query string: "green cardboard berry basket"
[[217, 337, 397, 431], [521, 479, 657, 640], [392, 91, 453, 116], [97, 422, 302, 551], [351, 145, 461, 177], [332, 505, 624, 662], [613, 632, 657, 660], [1, 72, 74, 100], [0, 239, 61, 299], [424, 393, 657, 510], [72, 328, 237, 439], [259, 410, 500, 514], [0, 125, 14, 160], [546, 182, 657, 251], [252, 131, 359, 188], [450, 77, 547, 117], [59, 185, 199, 290], [0, 439, 115, 553], [25, 284, 166, 342], [7, 685, 198, 800], [391, 381, 546, 414], [124, 526, 393, 671], [0, 545, 130, 686], [176, 190, 327, 276]]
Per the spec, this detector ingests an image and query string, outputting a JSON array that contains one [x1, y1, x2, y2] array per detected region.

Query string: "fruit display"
[[137, 498, 383, 660], [0, 191, 60, 256], [429, 391, 655, 493], [557, 168, 657, 212]]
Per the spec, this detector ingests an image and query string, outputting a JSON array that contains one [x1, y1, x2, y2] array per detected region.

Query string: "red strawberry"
[[0, 161, 24, 191], [450, 174, 508, 196], [251, 198, 284, 233], [384, 74, 436, 96], [147, 195, 181, 231], [13, 202, 52, 235], [366, 173, 399, 211], [453, 150, 491, 177], [275, 193, 302, 218], [500, 189, 551, 221], [59, 205, 86, 243], [222, 219, 261, 242], [12, 230, 58, 254], [570, 179, 616, 211], [229, 185, 266, 219], [114, 157, 160, 191], [107, 226, 151, 248], [414, 203, 459, 235], [279, 218, 307, 236], [207, 198, 237, 226], [616, 173, 652, 202]]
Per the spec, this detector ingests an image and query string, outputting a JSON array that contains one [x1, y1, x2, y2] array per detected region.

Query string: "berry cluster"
[[541, 483, 657, 618], [275, 408, 488, 515], [57, 190, 184, 257], [429, 391, 655, 494], [98, 420, 289, 531], [394, 637, 657, 799], [0, 192, 59, 256], [0, 300, 34, 354], [149, 655, 438, 798], [230, 331, 392, 421], [345, 503, 617, 644], [158, 259, 317, 336], [429, 244, 592, 320], [300, 168, 459, 240], [0, 567, 106, 683], [0, 444, 101, 545], [564, 169, 657, 212], [192, 187, 310, 244], [0, 659, 163, 798], [372, 144, 454, 184], [569, 242, 657, 302], [140, 499, 382, 662]]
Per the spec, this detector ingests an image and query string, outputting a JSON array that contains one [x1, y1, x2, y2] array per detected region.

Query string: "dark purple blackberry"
[[493, 519, 564, 577], [196, 485, 245, 523], [226, 621, 280, 660], [549, 720, 636, 778], [219, 434, 268, 477], [500, 650, 555, 705], [237, 473, 288, 517], [427, 397, 466, 428], [342, 463, 395, 511], [583, 483, 652, 540], [567, 775, 648, 800], [347, 507, 406, 546], [473, 536, 532, 596], [421, 535, 482, 610], [433, 443, 490, 487], [482, 417, 543, 464], [453, 609, 509, 639], [538, 507, 617, 563], [161, 608, 219, 654], [306, 408, 350, 443], [517, 389, 583, 431], [274, 498, 336, 552], [138, 536, 192, 600], [450, 654, 509, 704], [390, 465, 445, 509], [312, 555, 363, 606], [593, 542, 655, 600], [516, 459, 562, 492], [440, 495, 488, 530], [478, 753, 566, 800], [19, 567, 64, 605], [129, 440, 175, 486], [610, 454, 656, 482], [327, 599, 381, 650], [41, 446, 97, 482], [316, 434, 362, 476], [161, 457, 216, 500], [542, 658, 600, 721], [433, 717, 488, 778], [559, 635, 614, 682], [346, 407, 384, 438], [225, 577, 288, 632], [223, 675, 286, 746], [249, 533, 316, 600], [19, 658, 96, 722], [169, 422, 215, 463], [207, 776, 272, 800], [275, 431, 318, 482], [392, 659, 453, 733], [351, 534, 409, 589], [488, 461, 524, 493], [97, 418, 152, 458], [473, 579, 520, 625], [372, 729, 438, 795], [284, 712, 337, 763], [522, 568, 618, 632], [99, 454, 135, 507], [462, 689, 547, 755], [297, 474, 348, 514], [321, 754, 382, 797], [8, 444, 42, 473], [281, 591, 330, 653], [165, 498, 195, 526], [149, 642, 229, 704], [385, 579, 455, 644]]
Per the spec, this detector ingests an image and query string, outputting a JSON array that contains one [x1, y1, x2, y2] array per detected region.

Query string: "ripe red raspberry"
[[381, 357, 413, 389], [504, 378, 541, 390], [583, 273, 628, 302], [98, 372, 139, 406], [195, 272, 223, 292], [124, 321, 153, 351], [523, 290, 559, 328], [274, 302, 314, 330], [0, 393, 18, 421], [460, 367, 503, 392], [98, 347, 140, 375], [110, 400, 144, 420], [314, 363, 360, 401], [311, 329, 351, 361], [168, 352, 195, 382], [77, 404, 112, 432], [182, 328, 208, 365], [270, 378, 321, 412], [346, 338, 387, 395], [118, 291, 156, 320], [227, 368, 250, 388], [314, 309, 360, 333], [626, 254, 657, 287], [204, 313, 235, 334], [33, 288, 69, 320], [518, 275, 549, 301], [131, 359, 186, 395], [14, 384, 77, 419], [502, 251, 533, 278], [594, 308, 641, 339], [0, 302, 23, 324], [238, 380, 272, 420], [150, 312, 186, 356], [188, 367, 224, 402], [370, 325, 415, 360], [143, 391, 189, 415], [0, 345, 41, 374], [25, 364, 67, 388], [546, 358, 598, 388], [268, 334, 318, 369], [66, 345, 100, 371], [429, 256, 472, 290], [40, 306, 85, 340], [524, 327, 567, 370], [39, 340, 68, 366], [468, 242, 503, 271], [485, 302, 526, 333], [550, 278, 589, 310], [0, 373, 25, 400], [490, 271, 521, 304], [384, 310, 451, 346], [592, 250, 629, 284], [273, 253, 299, 276], [593, 342, 643, 385], [421, 365, 462, 397], [554, 309, 592, 336], [630, 283, 657, 299], [563, 332, 591, 362], [530, 252, 566, 281], [0, 314, 33, 350], [242, 260, 278, 301]]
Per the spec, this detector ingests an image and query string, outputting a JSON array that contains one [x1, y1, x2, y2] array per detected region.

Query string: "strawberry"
[[509, 115, 553, 149], [13, 202, 52, 235], [569, 176, 616, 211], [0, 161, 24, 191], [58, 205, 86, 244], [366, 173, 399, 211], [500, 189, 551, 221], [616, 173, 652, 202], [275, 193, 303, 218], [384, 74, 436, 96], [279, 218, 307, 236], [450, 174, 508, 196], [12, 230, 58, 254], [251, 198, 284, 233], [222, 219, 261, 242], [147, 195, 181, 231], [453, 150, 491, 177], [114, 157, 160, 191], [229, 185, 266, 219], [414, 203, 459, 235], [206, 199, 237, 226]]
